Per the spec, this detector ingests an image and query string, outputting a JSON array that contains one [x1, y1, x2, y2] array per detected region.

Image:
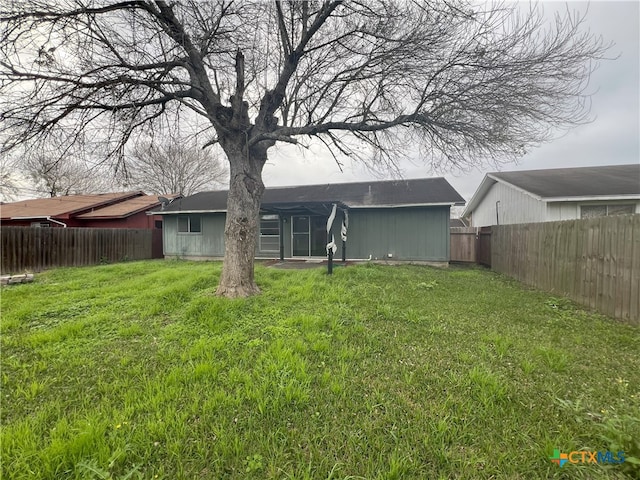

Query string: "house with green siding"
[[153, 178, 465, 264]]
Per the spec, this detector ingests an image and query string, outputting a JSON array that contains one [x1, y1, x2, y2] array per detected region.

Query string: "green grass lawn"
[[1, 260, 639, 479]]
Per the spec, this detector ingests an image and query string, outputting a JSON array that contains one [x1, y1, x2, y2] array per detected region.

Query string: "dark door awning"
[[261, 201, 348, 216]]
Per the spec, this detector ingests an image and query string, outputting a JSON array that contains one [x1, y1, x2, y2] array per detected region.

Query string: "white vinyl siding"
[[546, 202, 580, 221], [471, 182, 546, 226], [475, 195, 639, 226]]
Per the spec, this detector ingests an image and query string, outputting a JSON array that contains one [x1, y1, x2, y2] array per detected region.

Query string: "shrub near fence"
[[1, 227, 161, 274], [492, 214, 640, 325]]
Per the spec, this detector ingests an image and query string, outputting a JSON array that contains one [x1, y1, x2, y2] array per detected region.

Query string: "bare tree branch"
[[18, 139, 118, 197], [123, 136, 228, 196]]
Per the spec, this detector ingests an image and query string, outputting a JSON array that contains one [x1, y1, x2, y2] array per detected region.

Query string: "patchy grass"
[[1, 260, 639, 479]]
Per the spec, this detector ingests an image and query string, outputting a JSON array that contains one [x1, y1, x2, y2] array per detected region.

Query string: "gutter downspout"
[[10, 216, 67, 227], [47, 217, 67, 228]]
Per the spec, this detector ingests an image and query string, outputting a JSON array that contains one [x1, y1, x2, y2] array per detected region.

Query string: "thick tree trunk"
[[216, 143, 266, 298]]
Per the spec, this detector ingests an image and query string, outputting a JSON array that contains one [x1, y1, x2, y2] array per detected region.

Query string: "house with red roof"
[[0, 191, 180, 229]]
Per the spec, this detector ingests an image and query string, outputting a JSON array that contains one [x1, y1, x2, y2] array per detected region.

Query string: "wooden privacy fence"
[[492, 215, 640, 325], [450, 226, 492, 266], [1, 227, 162, 274], [450, 227, 477, 263]]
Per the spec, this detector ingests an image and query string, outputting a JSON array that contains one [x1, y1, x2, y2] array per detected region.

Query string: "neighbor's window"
[[177, 215, 202, 233], [580, 204, 635, 219], [259, 214, 280, 252]]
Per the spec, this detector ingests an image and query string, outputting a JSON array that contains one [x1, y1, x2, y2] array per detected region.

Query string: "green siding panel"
[[164, 206, 450, 261], [163, 213, 225, 257], [343, 207, 450, 261]]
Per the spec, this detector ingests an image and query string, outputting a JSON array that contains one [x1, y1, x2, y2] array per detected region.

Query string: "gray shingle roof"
[[491, 164, 640, 198], [161, 177, 465, 213]]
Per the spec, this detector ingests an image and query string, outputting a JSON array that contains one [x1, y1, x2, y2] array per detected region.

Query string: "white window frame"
[[259, 215, 280, 252], [177, 215, 202, 234], [580, 203, 635, 219]]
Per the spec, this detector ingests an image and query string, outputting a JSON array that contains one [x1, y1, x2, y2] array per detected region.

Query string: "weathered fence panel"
[[492, 215, 640, 325], [1, 227, 159, 274], [450, 227, 492, 266], [151, 229, 163, 258], [450, 227, 477, 263], [477, 227, 492, 267]]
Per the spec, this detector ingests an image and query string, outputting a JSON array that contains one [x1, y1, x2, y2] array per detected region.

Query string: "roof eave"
[[488, 174, 544, 201], [156, 202, 463, 214], [6, 215, 68, 227], [462, 175, 496, 217], [463, 173, 549, 217], [350, 202, 463, 208], [544, 194, 640, 202], [152, 209, 227, 215], [9, 215, 62, 220]]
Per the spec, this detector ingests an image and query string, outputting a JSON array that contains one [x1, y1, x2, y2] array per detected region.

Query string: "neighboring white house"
[[463, 164, 640, 227]]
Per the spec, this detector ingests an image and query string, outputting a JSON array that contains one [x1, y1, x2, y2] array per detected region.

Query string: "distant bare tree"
[[124, 139, 227, 196], [0, 1, 609, 296], [0, 154, 20, 201], [17, 133, 117, 197], [23, 154, 113, 197]]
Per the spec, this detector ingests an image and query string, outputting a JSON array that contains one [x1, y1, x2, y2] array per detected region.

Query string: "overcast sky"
[[3, 1, 637, 204], [261, 1, 640, 205]]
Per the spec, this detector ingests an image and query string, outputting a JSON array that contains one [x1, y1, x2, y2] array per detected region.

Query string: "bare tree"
[[124, 138, 227, 196], [15, 131, 119, 197], [0, 1, 608, 296], [23, 153, 115, 197], [0, 154, 20, 201]]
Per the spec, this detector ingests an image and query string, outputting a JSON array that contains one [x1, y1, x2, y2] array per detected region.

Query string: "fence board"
[[615, 215, 629, 319], [450, 227, 477, 263], [477, 227, 492, 267], [1, 227, 160, 274], [602, 216, 614, 317], [631, 219, 640, 323], [491, 215, 640, 325]]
